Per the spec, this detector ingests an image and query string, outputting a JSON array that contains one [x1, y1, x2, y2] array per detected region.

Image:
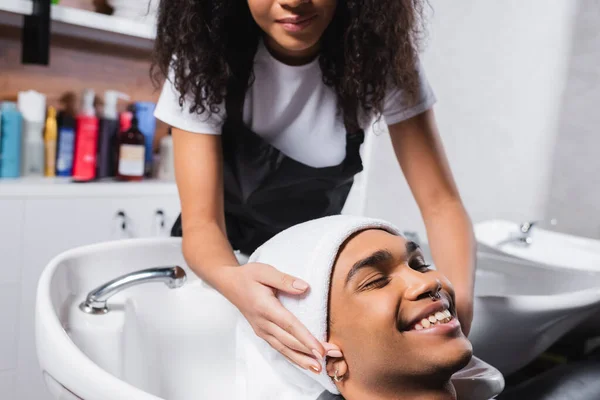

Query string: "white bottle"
[[157, 129, 175, 180], [18, 90, 46, 176]]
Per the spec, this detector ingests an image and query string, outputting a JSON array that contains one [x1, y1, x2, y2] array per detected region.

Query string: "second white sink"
[[474, 219, 600, 271], [470, 251, 600, 375]]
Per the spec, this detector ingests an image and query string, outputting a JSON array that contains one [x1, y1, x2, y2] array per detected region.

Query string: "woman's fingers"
[[267, 299, 326, 360], [254, 263, 310, 295], [322, 342, 343, 358], [263, 335, 322, 374], [264, 321, 313, 355]]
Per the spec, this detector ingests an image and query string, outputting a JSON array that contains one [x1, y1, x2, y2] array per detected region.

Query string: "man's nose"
[[403, 270, 443, 302]]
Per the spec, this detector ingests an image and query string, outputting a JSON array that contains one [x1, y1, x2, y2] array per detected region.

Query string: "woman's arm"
[[172, 127, 238, 284], [387, 109, 475, 336], [172, 128, 329, 369]]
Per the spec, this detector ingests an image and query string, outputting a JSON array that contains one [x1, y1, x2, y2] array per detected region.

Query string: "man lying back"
[[234, 215, 476, 400]]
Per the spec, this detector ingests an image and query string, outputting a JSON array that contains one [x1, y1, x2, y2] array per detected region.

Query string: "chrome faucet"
[[500, 219, 557, 247], [79, 266, 187, 315]]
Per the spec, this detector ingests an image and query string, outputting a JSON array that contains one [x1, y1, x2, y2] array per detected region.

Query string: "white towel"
[[234, 215, 401, 400]]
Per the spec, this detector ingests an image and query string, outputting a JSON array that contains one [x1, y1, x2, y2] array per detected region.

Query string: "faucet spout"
[[79, 266, 187, 315]]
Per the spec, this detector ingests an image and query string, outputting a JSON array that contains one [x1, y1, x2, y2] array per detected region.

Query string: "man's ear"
[[326, 355, 348, 383]]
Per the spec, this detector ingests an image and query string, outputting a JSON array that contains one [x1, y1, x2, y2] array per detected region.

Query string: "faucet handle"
[[519, 218, 557, 233]]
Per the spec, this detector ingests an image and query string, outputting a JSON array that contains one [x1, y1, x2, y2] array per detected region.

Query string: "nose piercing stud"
[[429, 290, 441, 301]]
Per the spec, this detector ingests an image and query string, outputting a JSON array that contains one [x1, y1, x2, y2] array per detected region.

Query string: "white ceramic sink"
[[36, 238, 503, 400], [475, 219, 600, 271], [36, 238, 241, 400], [469, 251, 600, 375]]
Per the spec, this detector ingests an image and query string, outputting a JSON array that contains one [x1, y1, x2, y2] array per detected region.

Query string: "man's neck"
[[341, 378, 456, 400]]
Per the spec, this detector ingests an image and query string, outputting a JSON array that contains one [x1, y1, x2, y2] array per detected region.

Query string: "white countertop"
[[0, 177, 178, 198]]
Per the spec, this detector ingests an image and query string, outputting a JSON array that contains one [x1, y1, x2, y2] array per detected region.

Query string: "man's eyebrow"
[[345, 249, 394, 287], [344, 241, 422, 287]]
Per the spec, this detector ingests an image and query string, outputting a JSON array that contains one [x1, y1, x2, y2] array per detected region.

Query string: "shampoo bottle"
[[117, 111, 146, 181], [55, 112, 76, 177], [72, 89, 99, 181], [0, 102, 23, 178], [134, 102, 156, 176], [157, 128, 175, 180], [18, 90, 46, 176], [44, 106, 58, 177], [97, 90, 130, 179]]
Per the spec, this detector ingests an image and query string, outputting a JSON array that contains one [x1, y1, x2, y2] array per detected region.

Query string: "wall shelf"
[[0, 177, 177, 198], [0, 0, 156, 49]]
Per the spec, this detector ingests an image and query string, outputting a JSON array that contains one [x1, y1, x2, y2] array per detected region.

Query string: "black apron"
[[171, 70, 365, 255]]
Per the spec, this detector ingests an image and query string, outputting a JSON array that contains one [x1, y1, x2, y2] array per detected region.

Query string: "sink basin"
[[469, 251, 600, 375], [474, 219, 600, 271], [37, 238, 504, 399], [36, 238, 241, 400]]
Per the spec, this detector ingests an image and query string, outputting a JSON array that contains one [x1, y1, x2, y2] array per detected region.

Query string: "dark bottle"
[[116, 111, 146, 181], [97, 91, 129, 178]]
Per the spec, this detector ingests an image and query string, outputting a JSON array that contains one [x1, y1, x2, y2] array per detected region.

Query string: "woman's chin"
[[268, 35, 320, 57]]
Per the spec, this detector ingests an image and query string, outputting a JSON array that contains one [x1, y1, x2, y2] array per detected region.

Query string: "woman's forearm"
[[181, 221, 241, 296], [422, 199, 476, 336]]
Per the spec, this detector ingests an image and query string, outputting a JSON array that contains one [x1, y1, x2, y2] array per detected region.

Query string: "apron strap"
[[225, 48, 256, 125], [225, 78, 246, 125], [224, 52, 365, 150]]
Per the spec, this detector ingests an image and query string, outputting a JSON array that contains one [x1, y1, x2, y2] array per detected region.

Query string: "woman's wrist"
[[203, 264, 242, 299]]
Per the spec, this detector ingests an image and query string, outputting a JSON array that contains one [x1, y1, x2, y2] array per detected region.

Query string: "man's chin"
[[432, 339, 473, 377], [455, 346, 474, 371]]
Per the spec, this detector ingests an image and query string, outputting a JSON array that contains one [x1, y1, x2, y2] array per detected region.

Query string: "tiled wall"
[[545, 0, 600, 239]]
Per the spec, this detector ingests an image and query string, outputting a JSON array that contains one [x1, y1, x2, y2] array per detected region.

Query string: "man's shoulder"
[[317, 391, 343, 400]]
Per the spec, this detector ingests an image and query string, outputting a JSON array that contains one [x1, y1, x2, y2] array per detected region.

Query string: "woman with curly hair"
[[152, 0, 476, 376]]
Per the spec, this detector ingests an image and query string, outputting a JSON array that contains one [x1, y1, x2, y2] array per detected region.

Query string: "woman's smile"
[[276, 13, 319, 32]]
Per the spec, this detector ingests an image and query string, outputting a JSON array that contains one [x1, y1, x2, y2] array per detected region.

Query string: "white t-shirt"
[[154, 40, 436, 168]]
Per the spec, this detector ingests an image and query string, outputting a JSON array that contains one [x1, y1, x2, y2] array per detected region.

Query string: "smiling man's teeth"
[[412, 309, 452, 330]]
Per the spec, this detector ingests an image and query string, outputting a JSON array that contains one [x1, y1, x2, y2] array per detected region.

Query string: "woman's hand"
[[221, 262, 339, 373]]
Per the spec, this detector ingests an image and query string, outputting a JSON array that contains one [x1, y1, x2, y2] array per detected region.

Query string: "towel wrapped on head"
[[234, 215, 401, 400]]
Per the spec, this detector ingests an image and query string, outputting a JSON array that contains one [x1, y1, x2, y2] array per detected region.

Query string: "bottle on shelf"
[[72, 89, 99, 181], [0, 102, 23, 179], [56, 113, 76, 177], [97, 90, 130, 179], [17, 90, 46, 177], [44, 106, 58, 177], [157, 127, 175, 180], [116, 110, 146, 182], [56, 92, 77, 177], [134, 102, 156, 177]]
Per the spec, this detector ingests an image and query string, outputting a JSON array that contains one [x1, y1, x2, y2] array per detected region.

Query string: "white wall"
[[362, 0, 577, 238], [545, 0, 600, 239]]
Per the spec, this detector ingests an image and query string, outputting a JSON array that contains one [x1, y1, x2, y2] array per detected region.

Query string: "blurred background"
[[368, 0, 599, 240]]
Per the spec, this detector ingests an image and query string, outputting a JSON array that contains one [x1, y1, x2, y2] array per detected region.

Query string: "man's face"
[[328, 229, 472, 386]]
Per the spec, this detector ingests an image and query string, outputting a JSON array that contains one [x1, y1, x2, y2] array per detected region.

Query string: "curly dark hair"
[[151, 0, 428, 132]]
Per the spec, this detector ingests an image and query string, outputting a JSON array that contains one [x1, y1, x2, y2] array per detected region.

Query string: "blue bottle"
[[56, 113, 76, 177], [134, 102, 156, 176], [0, 102, 23, 178]]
